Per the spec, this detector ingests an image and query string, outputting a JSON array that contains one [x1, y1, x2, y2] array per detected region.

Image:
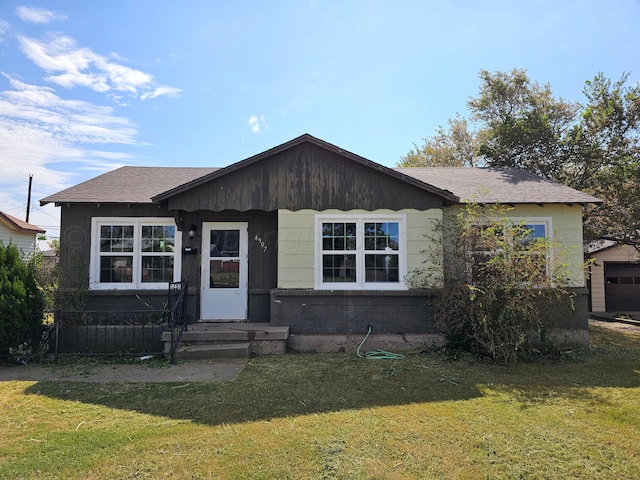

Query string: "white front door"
[[200, 222, 248, 321]]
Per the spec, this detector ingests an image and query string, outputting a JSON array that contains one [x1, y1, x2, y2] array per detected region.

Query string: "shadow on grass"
[[20, 326, 640, 427]]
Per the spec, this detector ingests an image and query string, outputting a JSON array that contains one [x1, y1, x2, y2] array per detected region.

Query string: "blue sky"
[[1, 0, 638, 244]]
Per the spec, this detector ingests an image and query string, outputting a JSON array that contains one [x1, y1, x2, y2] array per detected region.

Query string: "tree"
[[567, 73, 640, 244], [468, 68, 579, 181], [403, 69, 640, 246], [0, 242, 44, 354], [472, 70, 640, 245], [398, 115, 483, 167]]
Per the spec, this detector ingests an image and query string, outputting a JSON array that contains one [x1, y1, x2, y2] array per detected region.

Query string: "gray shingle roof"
[[40, 167, 217, 205], [395, 166, 601, 204], [40, 161, 600, 207]]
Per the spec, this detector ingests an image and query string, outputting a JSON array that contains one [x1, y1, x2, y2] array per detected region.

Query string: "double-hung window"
[[468, 218, 551, 283], [90, 218, 182, 289], [514, 221, 550, 281], [315, 214, 406, 290]]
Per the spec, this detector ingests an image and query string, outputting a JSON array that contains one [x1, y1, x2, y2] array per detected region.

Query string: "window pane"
[[322, 254, 356, 282], [141, 256, 174, 283], [100, 225, 134, 252], [209, 259, 240, 288], [525, 224, 546, 239], [364, 222, 399, 251], [210, 230, 239, 257], [520, 224, 547, 249], [365, 254, 399, 282], [321, 222, 356, 251], [607, 277, 619, 285], [142, 225, 175, 253], [100, 256, 133, 283], [620, 276, 634, 285]]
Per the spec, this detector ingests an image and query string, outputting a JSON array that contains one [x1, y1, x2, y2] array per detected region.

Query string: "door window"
[[209, 229, 240, 288]]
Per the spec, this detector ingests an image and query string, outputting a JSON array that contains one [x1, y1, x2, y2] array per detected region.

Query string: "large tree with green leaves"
[[565, 73, 640, 244], [399, 115, 483, 167], [400, 69, 640, 245], [468, 69, 579, 181]]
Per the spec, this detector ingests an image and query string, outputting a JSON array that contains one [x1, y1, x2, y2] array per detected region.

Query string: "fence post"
[[54, 309, 60, 362]]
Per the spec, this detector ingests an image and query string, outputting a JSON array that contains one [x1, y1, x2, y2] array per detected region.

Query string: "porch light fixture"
[[188, 224, 197, 239]]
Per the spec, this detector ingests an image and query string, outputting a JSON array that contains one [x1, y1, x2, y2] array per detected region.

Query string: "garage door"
[[605, 262, 640, 311]]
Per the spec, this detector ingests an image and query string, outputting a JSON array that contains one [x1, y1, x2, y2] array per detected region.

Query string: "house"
[[0, 210, 45, 258], [587, 241, 640, 313], [40, 134, 600, 352]]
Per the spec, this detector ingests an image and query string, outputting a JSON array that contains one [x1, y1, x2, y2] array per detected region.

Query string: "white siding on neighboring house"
[[0, 212, 45, 259], [589, 244, 640, 312], [0, 225, 38, 258]]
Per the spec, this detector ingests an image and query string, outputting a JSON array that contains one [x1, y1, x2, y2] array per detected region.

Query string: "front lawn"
[[1, 325, 639, 479]]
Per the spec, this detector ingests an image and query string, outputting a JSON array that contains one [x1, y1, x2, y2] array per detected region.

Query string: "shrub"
[[37, 250, 88, 314], [0, 242, 44, 354], [410, 204, 576, 362]]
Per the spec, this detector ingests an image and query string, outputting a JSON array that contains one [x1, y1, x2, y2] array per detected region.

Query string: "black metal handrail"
[[168, 280, 189, 363]]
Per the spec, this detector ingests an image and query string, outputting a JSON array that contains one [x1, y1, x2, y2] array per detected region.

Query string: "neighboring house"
[[40, 134, 600, 348], [588, 240, 640, 313], [0, 210, 45, 258]]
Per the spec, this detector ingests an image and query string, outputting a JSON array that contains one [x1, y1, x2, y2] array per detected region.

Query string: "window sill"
[[273, 288, 433, 297]]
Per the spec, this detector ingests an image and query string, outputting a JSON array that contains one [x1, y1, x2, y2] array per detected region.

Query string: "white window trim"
[[90, 217, 182, 290], [471, 217, 552, 245], [468, 216, 553, 281], [314, 213, 407, 290]]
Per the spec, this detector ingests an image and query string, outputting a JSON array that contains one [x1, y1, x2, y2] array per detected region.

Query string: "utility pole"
[[26, 174, 33, 223]]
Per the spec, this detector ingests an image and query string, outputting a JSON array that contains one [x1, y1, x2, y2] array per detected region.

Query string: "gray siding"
[[59, 204, 277, 323], [58, 203, 173, 268], [270, 289, 439, 334]]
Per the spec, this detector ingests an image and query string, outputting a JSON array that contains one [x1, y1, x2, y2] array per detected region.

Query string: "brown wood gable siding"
[[166, 143, 444, 212]]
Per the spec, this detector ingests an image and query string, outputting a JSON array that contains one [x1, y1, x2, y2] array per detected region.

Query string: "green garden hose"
[[356, 325, 405, 360]]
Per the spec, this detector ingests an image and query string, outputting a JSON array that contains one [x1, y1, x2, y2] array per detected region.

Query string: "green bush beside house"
[[0, 242, 44, 355]]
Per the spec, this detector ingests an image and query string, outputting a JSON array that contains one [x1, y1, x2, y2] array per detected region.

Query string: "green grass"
[[1, 325, 639, 479]]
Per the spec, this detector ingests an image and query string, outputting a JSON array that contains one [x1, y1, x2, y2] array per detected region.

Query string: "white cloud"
[[0, 14, 180, 239], [16, 7, 67, 25], [0, 74, 142, 196], [249, 115, 266, 133], [140, 85, 182, 101], [17, 33, 181, 101], [0, 19, 10, 39]]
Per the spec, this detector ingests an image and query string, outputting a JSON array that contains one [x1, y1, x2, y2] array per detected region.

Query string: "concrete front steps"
[[163, 322, 289, 359]]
